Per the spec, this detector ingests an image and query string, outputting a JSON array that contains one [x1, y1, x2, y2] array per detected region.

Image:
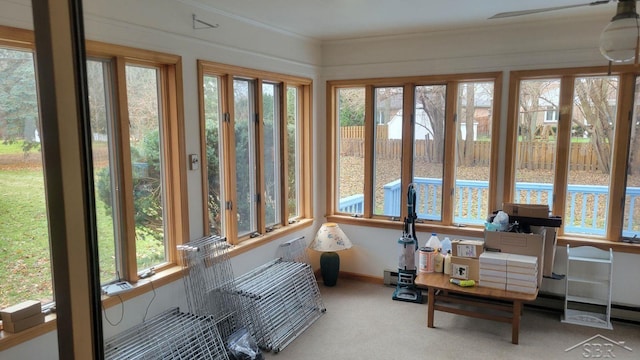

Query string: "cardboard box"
[[451, 256, 479, 281], [484, 229, 545, 287], [532, 226, 557, 278], [2, 312, 45, 333], [0, 300, 41, 323], [502, 203, 549, 218], [451, 239, 484, 258]]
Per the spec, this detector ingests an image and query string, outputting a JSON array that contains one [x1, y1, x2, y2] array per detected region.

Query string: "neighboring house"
[[387, 106, 479, 140]]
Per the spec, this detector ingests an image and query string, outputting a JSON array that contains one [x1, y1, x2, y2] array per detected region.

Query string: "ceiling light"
[[600, 0, 640, 63]]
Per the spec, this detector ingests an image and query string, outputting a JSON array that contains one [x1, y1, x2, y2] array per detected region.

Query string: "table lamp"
[[309, 222, 352, 287]]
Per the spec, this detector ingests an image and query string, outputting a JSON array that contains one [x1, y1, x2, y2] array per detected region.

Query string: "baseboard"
[[533, 292, 640, 324], [314, 269, 384, 285], [339, 271, 384, 285]]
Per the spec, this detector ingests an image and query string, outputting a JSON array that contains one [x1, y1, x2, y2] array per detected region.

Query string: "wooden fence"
[[340, 127, 603, 170]]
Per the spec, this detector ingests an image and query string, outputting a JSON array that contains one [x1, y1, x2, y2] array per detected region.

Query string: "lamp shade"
[[309, 223, 352, 252], [599, 1, 639, 63]]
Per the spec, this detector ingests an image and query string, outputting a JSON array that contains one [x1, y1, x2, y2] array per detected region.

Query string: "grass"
[[0, 166, 124, 308], [0, 138, 169, 308], [0, 141, 38, 156], [0, 168, 53, 308]]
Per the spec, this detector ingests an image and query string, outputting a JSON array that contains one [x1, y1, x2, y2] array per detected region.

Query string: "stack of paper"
[[479, 252, 508, 290], [506, 253, 538, 294]]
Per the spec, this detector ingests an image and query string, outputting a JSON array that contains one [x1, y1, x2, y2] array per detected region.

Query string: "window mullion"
[[400, 83, 414, 221], [114, 56, 138, 281], [363, 85, 375, 218], [503, 75, 521, 203], [256, 79, 266, 234], [552, 76, 575, 237], [442, 81, 458, 225], [280, 82, 289, 226], [609, 72, 635, 240], [488, 74, 503, 218], [224, 75, 239, 244]]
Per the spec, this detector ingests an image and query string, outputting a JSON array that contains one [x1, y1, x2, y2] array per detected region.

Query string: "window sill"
[[325, 215, 485, 239], [326, 215, 640, 255], [0, 266, 184, 351], [226, 218, 314, 257], [557, 236, 640, 254]]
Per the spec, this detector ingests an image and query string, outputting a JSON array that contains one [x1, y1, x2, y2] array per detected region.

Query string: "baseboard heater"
[[382, 269, 640, 324]]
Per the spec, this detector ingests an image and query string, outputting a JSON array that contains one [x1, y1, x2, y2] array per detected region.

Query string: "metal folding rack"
[[233, 258, 325, 352], [178, 235, 325, 353], [177, 235, 246, 342], [104, 307, 229, 360]]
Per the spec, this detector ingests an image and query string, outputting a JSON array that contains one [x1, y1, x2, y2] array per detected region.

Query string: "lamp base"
[[320, 251, 340, 287]]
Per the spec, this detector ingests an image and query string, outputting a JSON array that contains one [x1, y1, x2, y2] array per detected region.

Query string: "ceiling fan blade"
[[489, 0, 612, 19]]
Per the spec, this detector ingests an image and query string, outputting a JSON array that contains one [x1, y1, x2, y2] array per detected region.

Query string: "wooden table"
[[415, 273, 538, 344]]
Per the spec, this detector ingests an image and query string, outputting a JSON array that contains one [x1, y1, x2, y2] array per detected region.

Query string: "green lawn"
[[0, 168, 53, 308], [0, 167, 117, 308]]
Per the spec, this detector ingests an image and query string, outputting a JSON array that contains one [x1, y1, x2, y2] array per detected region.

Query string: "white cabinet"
[[562, 245, 613, 329]]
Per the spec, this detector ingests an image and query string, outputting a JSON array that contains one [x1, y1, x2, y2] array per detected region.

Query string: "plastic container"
[[443, 250, 452, 275], [434, 248, 444, 273], [425, 233, 441, 251], [418, 247, 435, 273], [441, 237, 452, 254]]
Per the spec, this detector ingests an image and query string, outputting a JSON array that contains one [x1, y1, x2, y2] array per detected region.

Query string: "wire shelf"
[[104, 307, 229, 360]]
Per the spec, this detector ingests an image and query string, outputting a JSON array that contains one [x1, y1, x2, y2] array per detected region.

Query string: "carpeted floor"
[[263, 278, 639, 360]]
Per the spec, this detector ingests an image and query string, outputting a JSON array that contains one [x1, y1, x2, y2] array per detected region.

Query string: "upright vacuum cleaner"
[[392, 184, 423, 303]]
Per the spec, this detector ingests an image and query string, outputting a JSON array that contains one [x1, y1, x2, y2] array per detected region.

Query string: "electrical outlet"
[[189, 154, 199, 170]]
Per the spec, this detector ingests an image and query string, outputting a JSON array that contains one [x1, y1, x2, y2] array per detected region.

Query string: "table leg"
[[427, 287, 435, 328], [512, 300, 521, 344]]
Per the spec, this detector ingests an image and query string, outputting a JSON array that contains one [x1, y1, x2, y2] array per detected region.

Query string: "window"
[[512, 78, 561, 209], [336, 87, 365, 216], [199, 61, 312, 245], [545, 107, 559, 122], [85, 47, 187, 281], [623, 77, 640, 240], [327, 73, 501, 228], [0, 38, 53, 309], [233, 78, 258, 237], [0, 24, 188, 314], [454, 81, 495, 225], [375, 86, 403, 217], [202, 75, 225, 236], [505, 67, 637, 241]]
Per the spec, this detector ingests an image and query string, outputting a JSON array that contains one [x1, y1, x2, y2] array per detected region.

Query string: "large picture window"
[[0, 26, 187, 312], [327, 74, 501, 229], [505, 67, 638, 241], [0, 41, 53, 309], [199, 61, 312, 245]]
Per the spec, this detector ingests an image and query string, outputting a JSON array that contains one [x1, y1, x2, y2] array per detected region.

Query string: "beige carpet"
[[263, 278, 639, 360]]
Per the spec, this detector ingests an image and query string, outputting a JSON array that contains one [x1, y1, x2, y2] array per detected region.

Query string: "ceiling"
[[184, 0, 615, 41]]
